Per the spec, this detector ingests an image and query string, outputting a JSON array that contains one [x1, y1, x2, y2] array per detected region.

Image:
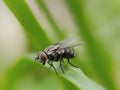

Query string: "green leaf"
[[3, 57, 106, 90], [61, 67, 106, 90], [60, 78, 80, 90]]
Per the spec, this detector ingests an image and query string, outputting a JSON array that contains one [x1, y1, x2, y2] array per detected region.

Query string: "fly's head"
[[35, 51, 47, 65]]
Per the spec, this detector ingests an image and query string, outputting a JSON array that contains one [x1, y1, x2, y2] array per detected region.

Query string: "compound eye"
[[40, 53, 47, 61], [37, 51, 47, 65], [39, 52, 47, 65]]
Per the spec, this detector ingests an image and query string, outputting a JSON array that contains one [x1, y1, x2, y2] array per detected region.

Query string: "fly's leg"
[[59, 54, 65, 73], [67, 58, 79, 68], [59, 59, 65, 73], [47, 60, 58, 75]]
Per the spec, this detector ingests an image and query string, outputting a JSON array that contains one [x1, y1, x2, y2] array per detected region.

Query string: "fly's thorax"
[[44, 45, 60, 55], [56, 49, 64, 54], [47, 53, 58, 61]]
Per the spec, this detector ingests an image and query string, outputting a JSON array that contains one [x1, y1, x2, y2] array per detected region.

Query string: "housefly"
[[35, 38, 83, 75]]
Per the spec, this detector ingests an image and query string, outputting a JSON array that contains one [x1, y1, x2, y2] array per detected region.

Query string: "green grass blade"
[[4, 0, 51, 49], [60, 78, 80, 90], [62, 67, 106, 90], [36, 0, 65, 40], [3, 57, 106, 90], [65, 0, 116, 89]]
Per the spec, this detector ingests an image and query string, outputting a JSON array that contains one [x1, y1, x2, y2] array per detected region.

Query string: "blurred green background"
[[0, 0, 120, 90]]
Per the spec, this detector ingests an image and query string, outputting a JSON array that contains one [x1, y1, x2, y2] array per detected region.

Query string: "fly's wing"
[[44, 38, 74, 54], [54, 38, 75, 48], [44, 38, 83, 54], [54, 38, 83, 49], [56, 38, 75, 45]]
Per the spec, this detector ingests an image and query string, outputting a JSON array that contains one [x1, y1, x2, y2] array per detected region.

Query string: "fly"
[[35, 38, 83, 75]]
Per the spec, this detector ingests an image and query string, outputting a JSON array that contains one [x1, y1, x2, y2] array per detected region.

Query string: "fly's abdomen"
[[63, 48, 75, 58]]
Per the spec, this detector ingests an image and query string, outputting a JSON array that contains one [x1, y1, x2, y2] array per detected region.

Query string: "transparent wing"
[[44, 38, 84, 54], [44, 38, 75, 53], [54, 38, 83, 49], [56, 38, 75, 45], [54, 38, 75, 48]]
